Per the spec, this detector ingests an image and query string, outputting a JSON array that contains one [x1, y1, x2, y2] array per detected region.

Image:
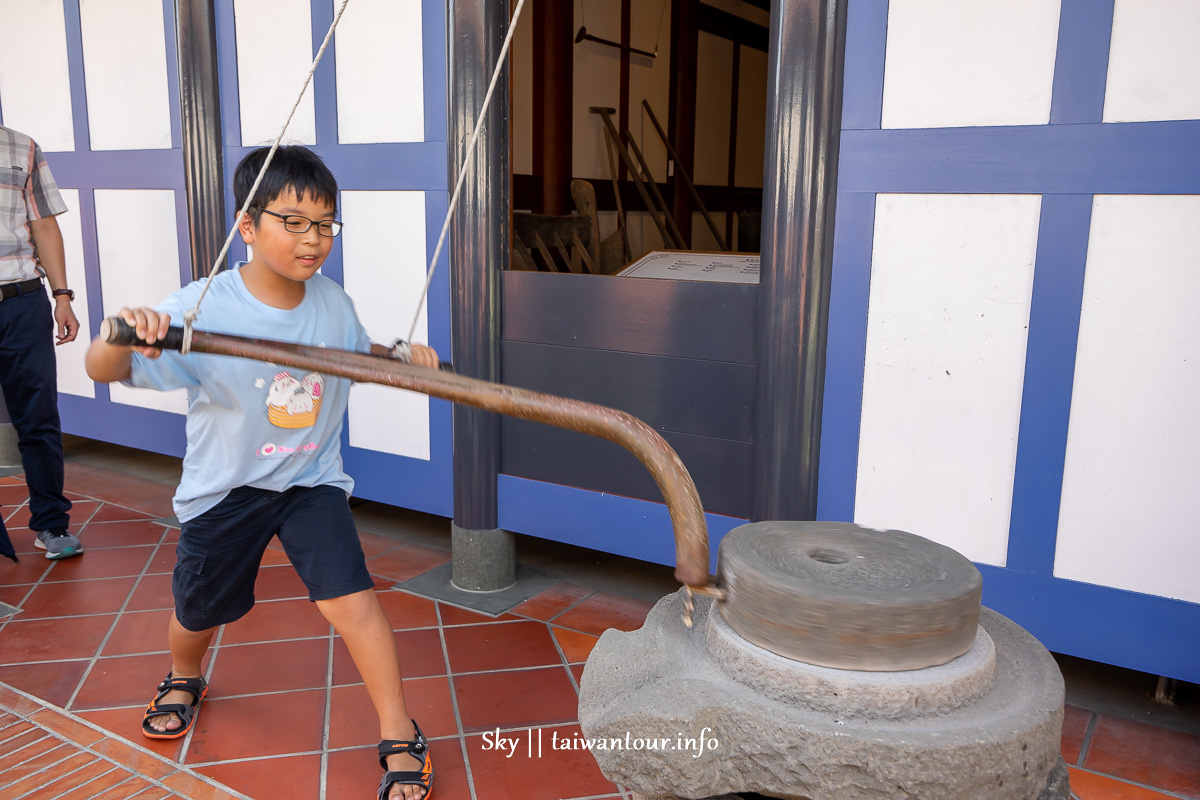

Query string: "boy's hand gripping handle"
[[99, 316, 456, 371], [99, 317, 186, 350]]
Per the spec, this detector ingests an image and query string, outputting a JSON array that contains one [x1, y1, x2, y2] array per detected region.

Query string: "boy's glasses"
[[254, 207, 343, 238]]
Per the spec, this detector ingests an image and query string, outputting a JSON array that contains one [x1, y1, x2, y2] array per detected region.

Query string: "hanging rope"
[[180, 0, 526, 356], [181, 0, 352, 352], [406, 0, 528, 344]]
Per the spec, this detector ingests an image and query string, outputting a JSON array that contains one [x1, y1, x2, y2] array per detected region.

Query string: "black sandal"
[[377, 719, 434, 800], [142, 672, 208, 740]]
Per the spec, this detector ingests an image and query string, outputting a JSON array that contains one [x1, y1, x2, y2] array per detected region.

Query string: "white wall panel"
[[341, 191, 429, 460], [94, 189, 187, 414], [79, 0, 172, 150], [1054, 195, 1200, 602], [0, 0, 75, 151], [334, 0, 423, 143], [1104, 0, 1200, 123], [234, 0, 316, 146], [881, 0, 1060, 129], [53, 190, 93, 399], [855, 193, 1040, 566]]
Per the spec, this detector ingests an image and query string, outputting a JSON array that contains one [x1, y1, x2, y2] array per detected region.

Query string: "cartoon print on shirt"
[[266, 370, 324, 429]]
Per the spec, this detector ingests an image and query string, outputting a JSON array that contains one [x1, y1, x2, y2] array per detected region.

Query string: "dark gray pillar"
[[448, 0, 515, 591], [752, 0, 848, 522], [174, 0, 225, 280]]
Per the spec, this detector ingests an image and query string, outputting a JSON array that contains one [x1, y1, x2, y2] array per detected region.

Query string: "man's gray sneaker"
[[35, 528, 83, 560]]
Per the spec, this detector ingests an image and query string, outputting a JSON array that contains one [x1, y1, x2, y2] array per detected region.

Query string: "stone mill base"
[[578, 590, 1070, 800]]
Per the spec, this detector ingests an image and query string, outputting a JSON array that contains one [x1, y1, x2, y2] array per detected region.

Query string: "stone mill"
[[578, 521, 1070, 800]]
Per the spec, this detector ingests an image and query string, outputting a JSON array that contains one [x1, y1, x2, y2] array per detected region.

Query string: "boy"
[[86, 146, 434, 800]]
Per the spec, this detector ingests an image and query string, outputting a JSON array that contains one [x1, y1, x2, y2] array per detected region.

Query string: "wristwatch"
[[52, 288, 75, 301]]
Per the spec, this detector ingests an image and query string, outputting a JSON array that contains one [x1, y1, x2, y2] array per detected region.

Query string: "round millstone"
[[716, 521, 983, 670]]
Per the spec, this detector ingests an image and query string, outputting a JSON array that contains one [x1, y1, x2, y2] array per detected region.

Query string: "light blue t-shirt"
[[126, 267, 371, 522]]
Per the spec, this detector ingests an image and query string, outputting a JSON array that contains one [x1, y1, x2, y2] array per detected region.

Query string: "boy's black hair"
[[233, 146, 338, 224]]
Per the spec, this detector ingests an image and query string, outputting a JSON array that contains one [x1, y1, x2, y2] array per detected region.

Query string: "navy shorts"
[[173, 484, 374, 631]]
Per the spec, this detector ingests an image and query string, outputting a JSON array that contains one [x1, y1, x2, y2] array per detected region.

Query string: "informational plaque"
[[617, 251, 760, 284]]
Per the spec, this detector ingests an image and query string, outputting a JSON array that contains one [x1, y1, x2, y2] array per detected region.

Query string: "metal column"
[[752, 0, 848, 521], [448, 0, 515, 590]]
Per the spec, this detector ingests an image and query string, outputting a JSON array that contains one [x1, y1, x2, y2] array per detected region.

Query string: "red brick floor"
[[2, 465, 1199, 800]]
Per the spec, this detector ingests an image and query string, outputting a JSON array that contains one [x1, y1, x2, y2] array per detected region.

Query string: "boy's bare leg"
[[146, 614, 217, 732], [317, 589, 428, 800]]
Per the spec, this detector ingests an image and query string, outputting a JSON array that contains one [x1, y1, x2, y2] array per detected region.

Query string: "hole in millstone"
[[809, 548, 849, 565]]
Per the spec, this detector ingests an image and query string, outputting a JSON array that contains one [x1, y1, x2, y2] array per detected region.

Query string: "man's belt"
[[0, 278, 44, 302]]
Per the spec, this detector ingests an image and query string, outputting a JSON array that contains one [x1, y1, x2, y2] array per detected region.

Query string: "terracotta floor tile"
[[333, 627, 447, 684], [358, 530, 405, 559], [88, 503, 156, 524], [1083, 714, 1200, 796], [328, 676, 458, 750], [445, 621, 563, 674], [75, 706, 185, 762], [81, 519, 171, 548], [89, 777, 165, 800], [0, 726, 44, 758], [3, 505, 32, 529], [258, 544, 293, 567], [145, 544, 177, 575], [61, 462, 98, 478], [0, 741, 73, 785], [17, 576, 137, 619], [40, 545, 155, 583], [2, 750, 94, 797], [184, 689, 327, 763], [101, 608, 175, 656], [217, 597, 331, 645], [1068, 767, 1182, 799], [569, 663, 586, 686], [510, 582, 594, 621], [29, 707, 108, 746], [251, 564, 310, 601], [210, 639, 330, 697], [454, 667, 579, 732], [0, 556, 53, 585], [0, 485, 31, 505], [437, 603, 521, 626], [125, 573, 175, 611], [29, 753, 119, 797], [366, 542, 451, 583], [1061, 704, 1093, 766], [0, 582, 35, 608], [552, 627, 600, 664], [62, 469, 135, 496], [0, 661, 88, 709], [1, 615, 114, 662], [129, 498, 177, 520], [90, 475, 177, 510], [550, 591, 653, 636], [326, 738, 471, 800], [467, 723, 619, 800], [89, 732, 180, 780], [68, 497, 105, 520], [376, 589, 440, 630], [159, 770, 246, 800], [194, 752, 321, 798], [72, 652, 202, 711], [57, 762, 135, 798]]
